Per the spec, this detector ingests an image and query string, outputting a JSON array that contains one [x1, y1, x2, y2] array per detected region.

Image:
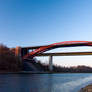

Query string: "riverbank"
[[79, 84, 92, 92], [0, 71, 51, 74], [1, 71, 92, 74]]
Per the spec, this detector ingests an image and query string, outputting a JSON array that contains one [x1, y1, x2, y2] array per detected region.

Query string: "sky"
[[1, 0, 92, 66]]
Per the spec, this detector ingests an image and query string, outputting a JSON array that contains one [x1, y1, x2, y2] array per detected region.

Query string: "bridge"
[[14, 41, 92, 72]]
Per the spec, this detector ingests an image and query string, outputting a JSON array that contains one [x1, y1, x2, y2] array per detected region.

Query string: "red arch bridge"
[[14, 41, 92, 71]]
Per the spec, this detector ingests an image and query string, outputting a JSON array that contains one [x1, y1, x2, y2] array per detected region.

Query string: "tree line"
[[37, 61, 92, 73]]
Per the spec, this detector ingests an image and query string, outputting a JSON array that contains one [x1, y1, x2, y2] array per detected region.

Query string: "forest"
[[0, 44, 22, 72]]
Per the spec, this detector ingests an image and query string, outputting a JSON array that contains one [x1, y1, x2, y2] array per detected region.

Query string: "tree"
[[0, 44, 22, 72]]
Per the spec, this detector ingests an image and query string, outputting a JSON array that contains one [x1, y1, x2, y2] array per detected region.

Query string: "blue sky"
[[1, 0, 92, 66]]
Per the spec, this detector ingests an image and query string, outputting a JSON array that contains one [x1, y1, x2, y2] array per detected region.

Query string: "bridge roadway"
[[36, 52, 92, 56], [22, 43, 92, 50]]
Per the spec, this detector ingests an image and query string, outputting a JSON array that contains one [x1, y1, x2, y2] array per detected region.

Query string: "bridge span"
[[36, 52, 92, 56], [13, 41, 92, 72]]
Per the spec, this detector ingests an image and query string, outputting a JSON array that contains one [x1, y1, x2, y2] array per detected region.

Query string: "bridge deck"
[[22, 43, 92, 50], [36, 52, 92, 56]]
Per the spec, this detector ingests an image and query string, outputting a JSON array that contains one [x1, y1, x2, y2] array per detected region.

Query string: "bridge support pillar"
[[49, 56, 53, 72], [15, 46, 22, 57], [15, 46, 22, 62]]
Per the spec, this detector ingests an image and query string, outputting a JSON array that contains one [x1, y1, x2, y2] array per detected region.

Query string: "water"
[[0, 73, 92, 92]]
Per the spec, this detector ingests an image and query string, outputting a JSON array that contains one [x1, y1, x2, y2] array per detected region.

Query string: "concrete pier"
[[49, 56, 53, 72]]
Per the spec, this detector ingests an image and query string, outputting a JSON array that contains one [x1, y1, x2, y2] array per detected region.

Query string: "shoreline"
[[79, 83, 92, 92], [0, 71, 49, 74], [0, 71, 92, 74]]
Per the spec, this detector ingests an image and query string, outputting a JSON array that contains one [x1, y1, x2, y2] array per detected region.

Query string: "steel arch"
[[23, 41, 92, 59]]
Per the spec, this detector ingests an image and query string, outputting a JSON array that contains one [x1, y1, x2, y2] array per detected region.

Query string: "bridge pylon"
[[15, 46, 22, 57], [49, 56, 53, 72]]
